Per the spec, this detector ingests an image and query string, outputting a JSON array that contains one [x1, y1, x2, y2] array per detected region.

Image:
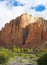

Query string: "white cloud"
[[0, 0, 24, 29], [0, 0, 47, 29], [16, 0, 47, 7], [16, 0, 47, 19]]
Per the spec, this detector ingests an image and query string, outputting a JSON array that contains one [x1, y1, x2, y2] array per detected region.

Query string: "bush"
[[37, 52, 47, 65], [0, 52, 9, 64], [0, 47, 15, 65]]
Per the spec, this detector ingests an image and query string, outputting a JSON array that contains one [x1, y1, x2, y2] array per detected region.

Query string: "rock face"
[[0, 13, 47, 50]]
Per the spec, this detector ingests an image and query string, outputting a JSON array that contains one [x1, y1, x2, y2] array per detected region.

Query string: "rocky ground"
[[7, 56, 37, 65]]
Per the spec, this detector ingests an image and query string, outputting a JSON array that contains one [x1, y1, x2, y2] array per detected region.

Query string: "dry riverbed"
[[7, 56, 37, 65]]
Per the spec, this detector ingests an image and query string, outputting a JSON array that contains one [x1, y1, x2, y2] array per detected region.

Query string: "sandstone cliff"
[[0, 13, 47, 50]]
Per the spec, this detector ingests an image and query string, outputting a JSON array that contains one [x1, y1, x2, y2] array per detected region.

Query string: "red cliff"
[[0, 13, 47, 50]]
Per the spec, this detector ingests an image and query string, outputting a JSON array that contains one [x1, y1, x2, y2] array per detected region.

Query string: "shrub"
[[0, 47, 15, 65], [0, 52, 9, 64], [37, 52, 47, 65]]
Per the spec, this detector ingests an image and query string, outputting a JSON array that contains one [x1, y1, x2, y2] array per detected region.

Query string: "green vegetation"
[[0, 52, 9, 64], [12, 46, 33, 53], [37, 51, 47, 65], [0, 47, 16, 65], [0, 45, 47, 65], [21, 58, 29, 63], [0, 46, 37, 65]]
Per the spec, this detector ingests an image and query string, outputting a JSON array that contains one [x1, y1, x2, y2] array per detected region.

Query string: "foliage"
[[37, 51, 47, 65], [20, 58, 29, 63], [0, 52, 9, 64], [21, 48, 31, 53], [0, 47, 15, 65], [0, 46, 37, 65], [0, 47, 9, 64]]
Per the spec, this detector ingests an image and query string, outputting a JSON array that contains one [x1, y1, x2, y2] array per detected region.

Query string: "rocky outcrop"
[[0, 13, 47, 50]]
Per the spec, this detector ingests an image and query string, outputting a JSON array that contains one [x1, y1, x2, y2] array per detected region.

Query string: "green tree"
[[37, 51, 47, 65], [0, 52, 9, 64]]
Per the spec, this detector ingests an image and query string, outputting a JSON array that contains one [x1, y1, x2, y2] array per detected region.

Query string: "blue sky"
[[0, 0, 47, 29], [5, 0, 24, 6], [31, 5, 46, 12]]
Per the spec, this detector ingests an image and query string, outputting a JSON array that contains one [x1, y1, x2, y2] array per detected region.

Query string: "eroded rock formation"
[[0, 13, 47, 50]]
